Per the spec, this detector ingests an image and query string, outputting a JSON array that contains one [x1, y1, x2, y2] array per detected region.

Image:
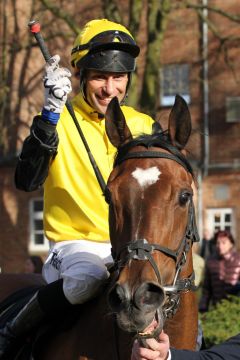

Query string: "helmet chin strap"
[[120, 92, 128, 105], [119, 73, 131, 105], [79, 69, 86, 99]]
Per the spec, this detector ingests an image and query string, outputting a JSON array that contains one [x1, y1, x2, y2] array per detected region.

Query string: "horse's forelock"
[[114, 131, 194, 177]]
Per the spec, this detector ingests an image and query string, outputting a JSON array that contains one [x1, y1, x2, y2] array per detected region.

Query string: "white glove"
[[43, 55, 72, 113]]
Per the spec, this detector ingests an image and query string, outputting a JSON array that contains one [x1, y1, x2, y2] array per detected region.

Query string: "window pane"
[[34, 219, 43, 231], [226, 97, 240, 123], [30, 198, 48, 251], [225, 214, 231, 222], [34, 201, 43, 212], [162, 64, 189, 96], [214, 214, 221, 223], [34, 233, 44, 245]]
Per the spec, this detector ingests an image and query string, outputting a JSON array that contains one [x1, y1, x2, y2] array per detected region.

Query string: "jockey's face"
[[85, 70, 128, 115]]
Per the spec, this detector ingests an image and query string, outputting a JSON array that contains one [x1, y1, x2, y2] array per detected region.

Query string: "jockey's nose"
[[103, 78, 114, 95]]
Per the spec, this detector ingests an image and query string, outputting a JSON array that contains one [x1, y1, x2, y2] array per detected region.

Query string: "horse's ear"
[[105, 97, 133, 148], [168, 95, 192, 149]]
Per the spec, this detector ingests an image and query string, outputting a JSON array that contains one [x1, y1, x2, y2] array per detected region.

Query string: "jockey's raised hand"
[[42, 54, 72, 124]]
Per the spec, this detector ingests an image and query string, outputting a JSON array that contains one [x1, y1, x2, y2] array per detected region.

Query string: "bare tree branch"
[[39, 0, 81, 34], [140, 0, 171, 115], [102, 0, 124, 24], [128, 0, 142, 35], [185, 1, 240, 23]]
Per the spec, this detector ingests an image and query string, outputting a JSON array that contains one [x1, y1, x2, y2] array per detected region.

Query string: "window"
[[206, 208, 235, 237], [214, 185, 229, 201], [226, 97, 240, 122], [160, 64, 190, 106], [29, 198, 49, 252]]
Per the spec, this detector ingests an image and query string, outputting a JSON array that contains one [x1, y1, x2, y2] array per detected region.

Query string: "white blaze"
[[132, 166, 161, 189]]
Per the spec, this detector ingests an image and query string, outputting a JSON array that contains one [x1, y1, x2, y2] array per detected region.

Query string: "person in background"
[[192, 243, 205, 289], [131, 331, 240, 360], [24, 256, 43, 274], [192, 243, 205, 350], [0, 19, 154, 357], [199, 230, 240, 312], [200, 228, 216, 260]]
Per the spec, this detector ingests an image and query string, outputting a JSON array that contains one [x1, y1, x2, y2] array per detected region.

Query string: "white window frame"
[[206, 208, 235, 238], [226, 96, 240, 123], [29, 198, 49, 252], [160, 63, 190, 106]]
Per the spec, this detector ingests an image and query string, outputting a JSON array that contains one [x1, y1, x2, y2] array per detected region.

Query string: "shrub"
[[200, 295, 240, 347]]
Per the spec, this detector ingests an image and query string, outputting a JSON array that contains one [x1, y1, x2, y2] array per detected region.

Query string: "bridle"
[[105, 147, 200, 320]]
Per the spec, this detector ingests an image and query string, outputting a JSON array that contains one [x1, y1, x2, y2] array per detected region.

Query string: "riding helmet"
[[71, 19, 140, 73]]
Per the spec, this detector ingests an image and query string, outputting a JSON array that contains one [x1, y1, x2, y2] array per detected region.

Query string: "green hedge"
[[200, 295, 240, 347]]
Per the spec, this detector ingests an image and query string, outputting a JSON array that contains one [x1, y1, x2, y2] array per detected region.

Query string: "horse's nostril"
[[134, 282, 165, 310], [108, 283, 127, 312]]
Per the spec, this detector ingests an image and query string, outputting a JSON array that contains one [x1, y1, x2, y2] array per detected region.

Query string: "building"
[[1, 0, 240, 272], [159, 1, 240, 245]]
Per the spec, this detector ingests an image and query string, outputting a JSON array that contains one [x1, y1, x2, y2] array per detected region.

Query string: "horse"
[[105, 95, 199, 350], [0, 95, 199, 359]]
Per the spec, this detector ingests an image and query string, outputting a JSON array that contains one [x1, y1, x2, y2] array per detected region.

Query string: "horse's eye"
[[179, 191, 192, 206]]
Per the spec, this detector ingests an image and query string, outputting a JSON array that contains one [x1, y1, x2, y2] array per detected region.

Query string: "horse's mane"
[[114, 130, 194, 176]]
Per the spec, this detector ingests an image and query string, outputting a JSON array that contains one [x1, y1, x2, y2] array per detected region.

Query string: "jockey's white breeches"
[[42, 240, 112, 305]]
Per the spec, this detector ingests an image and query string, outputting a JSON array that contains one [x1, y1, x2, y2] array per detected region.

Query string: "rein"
[[107, 144, 200, 320]]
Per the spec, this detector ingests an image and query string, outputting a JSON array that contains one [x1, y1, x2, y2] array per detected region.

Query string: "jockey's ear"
[[105, 97, 132, 148], [168, 94, 192, 149]]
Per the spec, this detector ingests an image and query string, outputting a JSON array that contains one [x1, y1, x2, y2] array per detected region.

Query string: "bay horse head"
[[105, 95, 199, 343]]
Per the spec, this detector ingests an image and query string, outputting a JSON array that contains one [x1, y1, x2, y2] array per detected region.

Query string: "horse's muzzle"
[[108, 281, 165, 333]]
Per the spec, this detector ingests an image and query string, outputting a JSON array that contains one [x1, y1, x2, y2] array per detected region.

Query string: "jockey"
[[0, 19, 154, 356]]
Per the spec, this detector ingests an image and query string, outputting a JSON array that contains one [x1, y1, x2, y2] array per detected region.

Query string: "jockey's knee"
[[61, 253, 109, 305]]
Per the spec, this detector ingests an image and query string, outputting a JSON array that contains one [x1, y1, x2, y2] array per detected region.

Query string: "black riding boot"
[[0, 279, 72, 359], [0, 292, 44, 358]]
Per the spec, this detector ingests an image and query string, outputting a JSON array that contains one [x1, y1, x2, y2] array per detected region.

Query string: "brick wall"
[[0, 167, 44, 273]]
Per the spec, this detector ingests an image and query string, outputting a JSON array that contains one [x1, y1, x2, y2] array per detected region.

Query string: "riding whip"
[[28, 20, 106, 193]]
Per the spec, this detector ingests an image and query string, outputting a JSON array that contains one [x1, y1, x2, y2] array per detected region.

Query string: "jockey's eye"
[[179, 190, 192, 206]]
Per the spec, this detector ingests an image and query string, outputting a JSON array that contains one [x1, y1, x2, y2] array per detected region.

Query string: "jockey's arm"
[[15, 54, 71, 192], [15, 116, 58, 191]]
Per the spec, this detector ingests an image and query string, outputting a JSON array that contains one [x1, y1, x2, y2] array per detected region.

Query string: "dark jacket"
[[171, 334, 240, 359], [199, 249, 240, 311], [200, 238, 216, 260], [15, 117, 58, 192]]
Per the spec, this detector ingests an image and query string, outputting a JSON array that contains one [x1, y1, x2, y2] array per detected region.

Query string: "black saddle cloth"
[[0, 286, 41, 327], [0, 284, 74, 360], [0, 285, 43, 359]]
